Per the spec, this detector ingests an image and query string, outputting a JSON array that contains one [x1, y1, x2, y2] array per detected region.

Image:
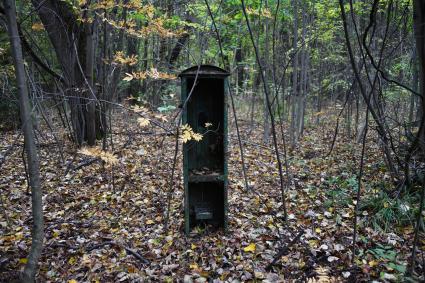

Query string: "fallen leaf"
[[189, 263, 198, 269], [243, 243, 256, 253], [19, 258, 28, 264]]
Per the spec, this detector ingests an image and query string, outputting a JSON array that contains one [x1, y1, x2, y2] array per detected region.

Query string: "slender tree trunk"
[[84, 21, 96, 146], [250, 73, 261, 130], [290, 0, 299, 146], [141, 31, 149, 95], [298, 2, 308, 137], [241, 0, 288, 219], [408, 47, 418, 126], [408, 1, 425, 273], [316, 71, 322, 125], [127, 29, 140, 102], [235, 42, 244, 94], [263, 1, 271, 143], [101, 12, 109, 149], [4, 0, 44, 281], [413, 0, 425, 151], [109, 2, 128, 103]]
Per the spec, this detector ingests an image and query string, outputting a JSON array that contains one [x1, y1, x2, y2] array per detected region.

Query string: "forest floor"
[[0, 107, 423, 282]]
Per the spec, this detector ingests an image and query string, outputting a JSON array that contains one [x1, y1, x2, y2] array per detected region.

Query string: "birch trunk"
[[3, 0, 44, 281]]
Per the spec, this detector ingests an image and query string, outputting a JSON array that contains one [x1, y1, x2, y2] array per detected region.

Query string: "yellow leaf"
[[189, 263, 198, 269], [68, 280, 78, 283], [246, 7, 273, 18], [79, 147, 118, 165], [181, 131, 192, 143], [19, 258, 28, 264], [315, 228, 321, 233], [191, 243, 196, 249], [369, 260, 379, 267], [254, 196, 260, 206], [180, 124, 203, 143], [68, 256, 76, 265], [31, 22, 44, 31], [146, 219, 154, 225], [123, 73, 134, 81], [15, 232, 23, 240], [308, 239, 318, 248], [243, 243, 256, 253], [78, 147, 94, 157], [192, 133, 203, 142], [137, 117, 150, 127], [113, 51, 138, 66], [100, 151, 119, 165]]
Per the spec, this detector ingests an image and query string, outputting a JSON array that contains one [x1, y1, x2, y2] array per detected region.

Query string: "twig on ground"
[[266, 229, 304, 270], [86, 240, 149, 265]]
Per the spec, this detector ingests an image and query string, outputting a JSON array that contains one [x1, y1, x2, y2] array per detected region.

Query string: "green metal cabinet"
[[179, 65, 230, 235]]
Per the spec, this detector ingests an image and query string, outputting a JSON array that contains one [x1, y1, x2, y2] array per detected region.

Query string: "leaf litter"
[[0, 109, 422, 282]]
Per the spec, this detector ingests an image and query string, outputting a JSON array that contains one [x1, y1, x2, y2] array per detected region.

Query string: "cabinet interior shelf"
[[188, 173, 224, 183]]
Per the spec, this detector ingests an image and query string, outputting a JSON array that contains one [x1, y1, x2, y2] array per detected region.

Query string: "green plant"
[[361, 190, 416, 231], [157, 105, 176, 113], [367, 244, 406, 279], [324, 174, 358, 208]]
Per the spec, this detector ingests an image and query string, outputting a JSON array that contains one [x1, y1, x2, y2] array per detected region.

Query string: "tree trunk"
[[263, 2, 271, 143], [316, 71, 322, 125], [290, 0, 299, 146], [235, 42, 244, 95], [141, 32, 149, 95], [3, 0, 44, 281], [168, 33, 190, 68], [298, 2, 308, 137], [413, 0, 425, 151], [84, 21, 96, 146], [127, 34, 140, 101], [31, 0, 98, 145], [109, 2, 128, 103]]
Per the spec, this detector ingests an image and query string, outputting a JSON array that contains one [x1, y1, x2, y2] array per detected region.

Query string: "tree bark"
[[408, 1, 425, 273], [409, 48, 419, 126], [235, 42, 244, 94], [263, 1, 271, 143], [3, 0, 44, 281], [127, 38, 139, 101], [298, 2, 308, 137], [290, 0, 299, 146], [31, 0, 97, 145], [84, 21, 96, 146], [413, 0, 425, 151]]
